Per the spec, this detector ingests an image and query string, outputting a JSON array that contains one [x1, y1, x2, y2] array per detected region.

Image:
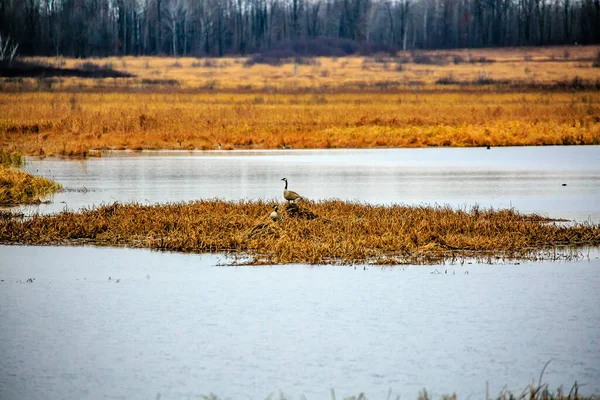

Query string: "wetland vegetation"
[[201, 382, 597, 400], [3, 4, 600, 397], [0, 149, 61, 205], [1, 200, 598, 265], [1, 46, 599, 158], [1, 47, 599, 261]]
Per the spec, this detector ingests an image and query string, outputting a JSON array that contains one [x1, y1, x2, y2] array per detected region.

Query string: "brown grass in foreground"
[[1, 91, 599, 157], [0, 166, 62, 205], [1, 200, 598, 265], [237, 382, 596, 400], [223, 381, 597, 400]]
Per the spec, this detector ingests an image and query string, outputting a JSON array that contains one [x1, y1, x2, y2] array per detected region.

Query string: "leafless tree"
[[0, 34, 19, 64], [0, 0, 598, 57]]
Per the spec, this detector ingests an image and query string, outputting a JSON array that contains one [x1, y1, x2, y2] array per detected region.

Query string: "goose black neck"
[[284, 180, 288, 189]]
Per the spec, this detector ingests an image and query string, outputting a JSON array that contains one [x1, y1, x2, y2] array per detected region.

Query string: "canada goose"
[[281, 178, 302, 203], [269, 205, 282, 222], [282, 144, 293, 150]]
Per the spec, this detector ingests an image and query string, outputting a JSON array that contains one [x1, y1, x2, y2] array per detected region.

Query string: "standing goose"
[[281, 178, 302, 203], [269, 205, 283, 222]]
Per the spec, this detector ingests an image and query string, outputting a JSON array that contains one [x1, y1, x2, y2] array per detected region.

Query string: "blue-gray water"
[[1, 245, 599, 400], [2, 146, 600, 399], [13, 146, 600, 222]]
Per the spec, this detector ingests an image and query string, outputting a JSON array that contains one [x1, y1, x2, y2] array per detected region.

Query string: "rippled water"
[[2, 147, 600, 399], [13, 146, 600, 222], [1, 245, 599, 400]]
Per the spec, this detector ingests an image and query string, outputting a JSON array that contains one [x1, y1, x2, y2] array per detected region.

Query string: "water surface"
[[3, 146, 600, 399], [1, 245, 599, 400], [14, 146, 600, 222]]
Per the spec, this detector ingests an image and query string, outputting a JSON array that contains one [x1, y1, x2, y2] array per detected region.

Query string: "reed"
[[167, 381, 597, 400], [2, 46, 600, 156], [1, 200, 598, 265], [0, 161, 62, 205], [1, 90, 599, 157], [0, 148, 22, 167], [1, 45, 598, 92]]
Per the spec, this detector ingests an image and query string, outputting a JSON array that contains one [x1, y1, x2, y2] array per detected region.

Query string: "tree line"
[[1, 0, 599, 58]]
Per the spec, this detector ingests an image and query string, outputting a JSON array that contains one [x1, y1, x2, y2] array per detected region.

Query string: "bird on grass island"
[[269, 205, 282, 222], [281, 178, 303, 203]]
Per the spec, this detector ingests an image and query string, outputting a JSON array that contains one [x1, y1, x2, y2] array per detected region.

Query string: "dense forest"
[[1, 0, 599, 58]]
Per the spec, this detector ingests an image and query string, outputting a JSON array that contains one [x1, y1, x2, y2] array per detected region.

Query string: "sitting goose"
[[281, 178, 302, 203], [269, 205, 282, 222]]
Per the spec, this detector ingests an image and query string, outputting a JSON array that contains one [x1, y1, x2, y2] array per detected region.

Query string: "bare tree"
[[163, 0, 189, 56], [0, 0, 595, 57], [0, 34, 19, 64]]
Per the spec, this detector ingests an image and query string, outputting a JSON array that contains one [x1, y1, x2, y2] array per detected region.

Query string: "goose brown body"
[[281, 178, 302, 203]]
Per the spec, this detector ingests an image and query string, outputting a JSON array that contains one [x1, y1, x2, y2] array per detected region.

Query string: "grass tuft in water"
[[0, 165, 62, 205], [193, 382, 597, 400], [1, 200, 598, 265], [0, 149, 22, 167]]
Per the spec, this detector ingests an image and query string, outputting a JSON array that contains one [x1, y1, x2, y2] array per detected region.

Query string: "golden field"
[[5, 45, 600, 91], [1, 200, 598, 265], [1, 91, 599, 156], [1, 46, 599, 156]]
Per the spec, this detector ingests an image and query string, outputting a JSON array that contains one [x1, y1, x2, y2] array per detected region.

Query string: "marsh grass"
[[2, 90, 599, 156], [2, 46, 600, 156], [0, 149, 22, 167], [193, 382, 596, 400], [0, 166, 61, 205], [1, 200, 598, 265], [2, 46, 598, 92]]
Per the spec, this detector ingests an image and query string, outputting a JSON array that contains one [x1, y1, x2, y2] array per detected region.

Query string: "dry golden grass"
[[3, 45, 598, 91], [188, 381, 594, 400], [1, 91, 599, 156], [1, 200, 598, 265], [1, 46, 599, 156], [0, 166, 61, 205]]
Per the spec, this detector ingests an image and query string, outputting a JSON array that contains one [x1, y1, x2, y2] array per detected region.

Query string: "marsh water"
[[1, 146, 600, 399], [13, 146, 600, 222], [1, 246, 600, 400]]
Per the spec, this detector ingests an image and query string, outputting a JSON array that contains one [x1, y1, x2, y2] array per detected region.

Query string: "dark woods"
[[1, 0, 599, 58]]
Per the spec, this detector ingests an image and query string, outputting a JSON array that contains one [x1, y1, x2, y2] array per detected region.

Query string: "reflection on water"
[[0, 245, 599, 400], [12, 146, 600, 222], [2, 146, 600, 399]]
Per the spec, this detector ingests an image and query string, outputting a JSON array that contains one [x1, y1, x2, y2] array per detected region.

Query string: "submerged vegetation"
[[0, 149, 61, 205], [1, 200, 598, 265]]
